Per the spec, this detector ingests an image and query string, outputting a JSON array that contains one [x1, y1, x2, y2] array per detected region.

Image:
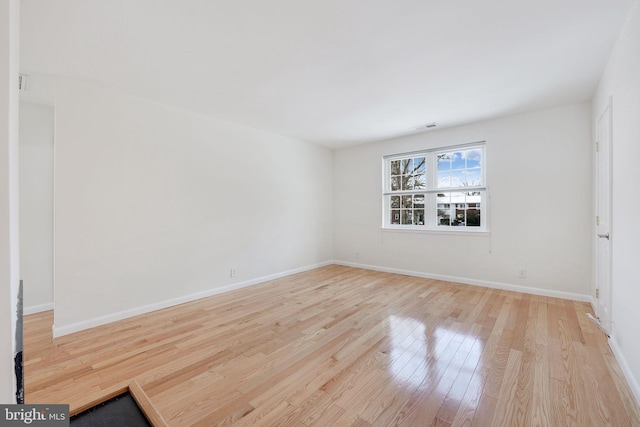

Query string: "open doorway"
[[19, 74, 55, 316]]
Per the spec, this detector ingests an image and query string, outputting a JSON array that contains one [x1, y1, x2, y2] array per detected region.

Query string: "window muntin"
[[390, 194, 425, 225], [390, 157, 426, 191], [436, 192, 481, 227], [383, 143, 486, 231], [437, 148, 482, 189]]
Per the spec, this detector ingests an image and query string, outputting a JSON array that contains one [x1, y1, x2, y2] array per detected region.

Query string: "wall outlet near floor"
[[230, 268, 236, 278], [355, 251, 360, 259], [518, 269, 527, 279]]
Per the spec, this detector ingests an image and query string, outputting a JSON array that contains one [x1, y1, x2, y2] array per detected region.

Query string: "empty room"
[[2, 0, 640, 425]]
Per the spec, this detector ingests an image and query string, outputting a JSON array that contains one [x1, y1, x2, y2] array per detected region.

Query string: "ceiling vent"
[[414, 122, 437, 130]]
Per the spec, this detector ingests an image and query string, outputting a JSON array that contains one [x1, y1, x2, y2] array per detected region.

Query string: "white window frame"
[[382, 141, 487, 232]]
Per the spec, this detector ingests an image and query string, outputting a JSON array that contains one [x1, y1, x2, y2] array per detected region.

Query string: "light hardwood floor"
[[25, 265, 640, 426]]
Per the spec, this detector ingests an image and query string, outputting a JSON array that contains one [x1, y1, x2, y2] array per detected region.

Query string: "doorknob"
[[598, 233, 610, 240]]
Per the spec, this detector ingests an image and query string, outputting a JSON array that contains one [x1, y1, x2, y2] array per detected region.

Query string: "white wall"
[[53, 78, 333, 335], [333, 103, 592, 299], [593, 0, 640, 403], [19, 101, 54, 313], [0, 0, 20, 404]]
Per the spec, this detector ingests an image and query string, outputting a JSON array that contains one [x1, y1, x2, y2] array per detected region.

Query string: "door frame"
[[595, 97, 613, 327]]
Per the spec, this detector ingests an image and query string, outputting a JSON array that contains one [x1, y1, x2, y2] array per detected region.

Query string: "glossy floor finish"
[[25, 265, 640, 426]]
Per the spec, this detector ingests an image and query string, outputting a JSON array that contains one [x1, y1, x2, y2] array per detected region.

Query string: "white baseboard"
[[50, 259, 592, 337], [608, 336, 640, 408], [52, 261, 333, 338], [333, 260, 592, 303], [24, 302, 54, 315], [589, 295, 640, 407]]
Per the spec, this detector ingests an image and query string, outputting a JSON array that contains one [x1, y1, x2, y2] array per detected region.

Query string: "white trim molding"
[[24, 302, 54, 315], [584, 296, 640, 407], [333, 260, 593, 303], [608, 337, 640, 408], [52, 261, 333, 338]]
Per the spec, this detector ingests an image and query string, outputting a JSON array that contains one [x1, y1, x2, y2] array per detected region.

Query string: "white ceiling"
[[20, 0, 635, 148]]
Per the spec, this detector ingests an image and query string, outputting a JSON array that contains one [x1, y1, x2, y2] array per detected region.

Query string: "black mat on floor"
[[70, 392, 151, 427]]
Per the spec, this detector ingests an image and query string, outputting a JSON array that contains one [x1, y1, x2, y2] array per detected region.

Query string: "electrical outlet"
[[518, 269, 527, 279], [355, 251, 360, 259], [230, 268, 236, 278]]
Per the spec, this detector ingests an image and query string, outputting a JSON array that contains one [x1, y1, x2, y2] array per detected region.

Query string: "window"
[[383, 142, 486, 231]]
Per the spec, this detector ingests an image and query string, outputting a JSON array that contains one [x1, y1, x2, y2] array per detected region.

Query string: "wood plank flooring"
[[24, 265, 640, 426]]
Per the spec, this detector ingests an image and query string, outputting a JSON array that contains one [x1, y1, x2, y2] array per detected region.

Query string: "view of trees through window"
[[389, 157, 427, 225], [384, 145, 485, 230]]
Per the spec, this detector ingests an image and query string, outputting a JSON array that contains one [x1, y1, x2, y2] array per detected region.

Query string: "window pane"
[[402, 176, 414, 190], [401, 210, 413, 225], [402, 195, 412, 208], [413, 194, 424, 208], [451, 151, 465, 169], [414, 209, 425, 225], [401, 159, 412, 174], [437, 193, 450, 203], [391, 210, 400, 224], [437, 153, 451, 170], [391, 176, 400, 191], [451, 169, 467, 187], [451, 192, 466, 204], [466, 192, 481, 205], [437, 204, 451, 226], [463, 168, 482, 186], [466, 206, 481, 227], [391, 160, 401, 175], [437, 171, 451, 188], [390, 195, 400, 208], [436, 149, 483, 189], [436, 192, 483, 227], [387, 156, 427, 193], [452, 203, 466, 226], [466, 149, 482, 168]]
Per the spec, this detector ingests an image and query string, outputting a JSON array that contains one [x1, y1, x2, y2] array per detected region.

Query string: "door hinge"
[[596, 216, 600, 226], [18, 74, 28, 92], [596, 142, 600, 152], [596, 288, 600, 299]]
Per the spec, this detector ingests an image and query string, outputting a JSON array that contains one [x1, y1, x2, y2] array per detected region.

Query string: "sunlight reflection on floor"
[[388, 315, 483, 392]]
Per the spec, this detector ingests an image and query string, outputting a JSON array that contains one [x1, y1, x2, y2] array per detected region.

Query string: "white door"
[[596, 101, 612, 330]]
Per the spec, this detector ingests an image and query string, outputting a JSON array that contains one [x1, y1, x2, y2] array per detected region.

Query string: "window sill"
[[380, 227, 490, 237]]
